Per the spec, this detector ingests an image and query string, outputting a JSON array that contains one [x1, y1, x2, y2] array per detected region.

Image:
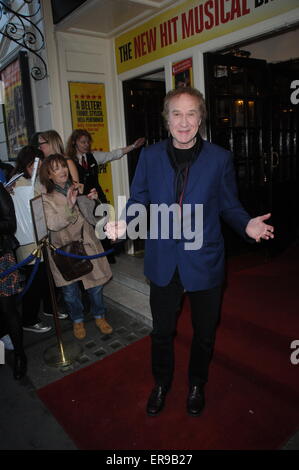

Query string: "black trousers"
[[150, 269, 222, 388], [21, 262, 53, 326], [0, 295, 24, 355]]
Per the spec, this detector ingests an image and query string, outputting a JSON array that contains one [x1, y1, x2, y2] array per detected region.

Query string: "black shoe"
[[146, 385, 168, 416], [23, 322, 52, 333], [43, 311, 68, 320], [187, 385, 205, 417], [13, 353, 27, 380]]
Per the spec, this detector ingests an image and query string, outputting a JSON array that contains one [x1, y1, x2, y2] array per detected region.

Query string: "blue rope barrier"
[[0, 239, 125, 280], [0, 253, 36, 279], [19, 255, 41, 299], [54, 247, 115, 260]]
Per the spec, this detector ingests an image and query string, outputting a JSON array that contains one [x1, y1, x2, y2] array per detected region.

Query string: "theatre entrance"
[[204, 51, 299, 255], [123, 75, 167, 185], [122, 39, 299, 256], [123, 73, 167, 254]]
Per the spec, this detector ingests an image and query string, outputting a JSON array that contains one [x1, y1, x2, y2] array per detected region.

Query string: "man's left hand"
[[245, 213, 274, 242]]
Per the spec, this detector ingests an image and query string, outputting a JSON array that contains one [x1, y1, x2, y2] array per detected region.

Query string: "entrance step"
[[104, 254, 152, 327]]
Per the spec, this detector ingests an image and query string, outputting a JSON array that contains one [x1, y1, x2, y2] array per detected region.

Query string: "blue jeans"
[[61, 282, 106, 323]]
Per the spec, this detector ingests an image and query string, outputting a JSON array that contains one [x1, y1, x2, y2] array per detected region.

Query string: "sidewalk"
[[1, 250, 299, 450], [0, 304, 151, 450]]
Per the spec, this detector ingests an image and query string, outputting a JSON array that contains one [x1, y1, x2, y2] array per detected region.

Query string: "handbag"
[[50, 227, 93, 282]]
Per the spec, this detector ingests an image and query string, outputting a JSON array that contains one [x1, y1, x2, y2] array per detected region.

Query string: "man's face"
[[167, 93, 201, 149]]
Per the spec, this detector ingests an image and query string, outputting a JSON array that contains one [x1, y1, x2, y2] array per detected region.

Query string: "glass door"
[[204, 52, 299, 255]]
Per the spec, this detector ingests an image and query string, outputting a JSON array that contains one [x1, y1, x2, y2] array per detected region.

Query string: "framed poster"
[[68, 82, 114, 205], [0, 51, 35, 160], [172, 58, 193, 89]]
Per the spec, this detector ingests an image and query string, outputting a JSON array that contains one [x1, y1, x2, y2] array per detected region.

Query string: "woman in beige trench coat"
[[40, 153, 112, 340]]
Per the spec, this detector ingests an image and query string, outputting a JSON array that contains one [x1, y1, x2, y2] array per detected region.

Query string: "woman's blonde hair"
[[39, 130, 64, 154]]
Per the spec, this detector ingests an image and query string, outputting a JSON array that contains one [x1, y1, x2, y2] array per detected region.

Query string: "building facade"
[[0, 0, 298, 252]]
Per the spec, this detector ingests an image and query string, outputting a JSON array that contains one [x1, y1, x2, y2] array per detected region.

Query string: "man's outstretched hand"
[[245, 213, 274, 242], [105, 221, 126, 241]]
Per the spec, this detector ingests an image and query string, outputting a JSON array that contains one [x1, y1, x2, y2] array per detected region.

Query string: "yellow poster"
[[69, 82, 114, 205]]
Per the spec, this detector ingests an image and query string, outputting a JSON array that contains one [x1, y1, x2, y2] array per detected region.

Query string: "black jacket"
[[76, 153, 108, 203], [0, 183, 19, 255]]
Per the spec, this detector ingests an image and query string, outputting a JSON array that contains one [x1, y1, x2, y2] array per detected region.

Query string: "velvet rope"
[[0, 253, 36, 279], [0, 243, 121, 279], [18, 255, 42, 299], [54, 247, 115, 260], [0, 237, 124, 280]]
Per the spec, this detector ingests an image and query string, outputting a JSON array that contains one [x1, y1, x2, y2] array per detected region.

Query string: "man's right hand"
[[105, 221, 126, 240]]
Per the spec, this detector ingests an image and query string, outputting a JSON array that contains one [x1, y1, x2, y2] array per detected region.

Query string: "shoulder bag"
[[50, 226, 93, 282]]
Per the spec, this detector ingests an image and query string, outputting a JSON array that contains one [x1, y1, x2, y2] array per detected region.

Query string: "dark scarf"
[[54, 179, 72, 196], [167, 133, 203, 204]]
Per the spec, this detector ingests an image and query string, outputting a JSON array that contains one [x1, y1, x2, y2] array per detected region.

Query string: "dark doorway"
[[204, 52, 299, 255], [268, 59, 299, 253], [123, 75, 167, 253], [123, 77, 167, 184]]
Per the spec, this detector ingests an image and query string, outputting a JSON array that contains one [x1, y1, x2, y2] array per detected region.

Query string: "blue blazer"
[[127, 139, 251, 291]]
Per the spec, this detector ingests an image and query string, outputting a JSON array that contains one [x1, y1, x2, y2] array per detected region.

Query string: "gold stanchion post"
[[42, 241, 83, 367]]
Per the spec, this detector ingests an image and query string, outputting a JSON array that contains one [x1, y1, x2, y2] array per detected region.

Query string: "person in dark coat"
[[0, 183, 27, 379]]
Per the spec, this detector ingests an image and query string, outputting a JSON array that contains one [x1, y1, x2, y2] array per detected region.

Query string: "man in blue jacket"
[[111, 87, 274, 417]]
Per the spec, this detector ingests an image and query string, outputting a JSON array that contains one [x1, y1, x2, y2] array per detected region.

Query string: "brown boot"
[[95, 318, 113, 335], [73, 322, 86, 340]]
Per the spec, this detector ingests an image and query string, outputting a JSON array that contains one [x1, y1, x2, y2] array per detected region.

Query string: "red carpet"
[[37, 246, 299, 450]]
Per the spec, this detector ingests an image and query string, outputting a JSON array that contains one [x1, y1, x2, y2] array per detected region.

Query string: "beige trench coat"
[[42, 191, 112, 288]]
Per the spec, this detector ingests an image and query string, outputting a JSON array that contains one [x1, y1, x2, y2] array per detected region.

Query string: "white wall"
[[55, 31, 130, 205]]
